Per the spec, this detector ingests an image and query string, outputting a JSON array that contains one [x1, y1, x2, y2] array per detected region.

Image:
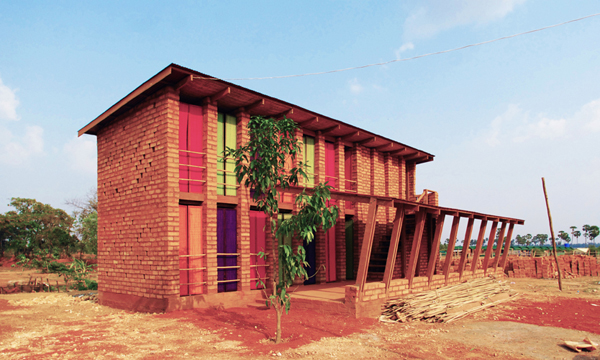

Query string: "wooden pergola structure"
[[284, 186, 524, 300]]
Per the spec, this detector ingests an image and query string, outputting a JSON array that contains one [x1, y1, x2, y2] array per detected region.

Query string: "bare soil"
[[1, 271, 599, 359]]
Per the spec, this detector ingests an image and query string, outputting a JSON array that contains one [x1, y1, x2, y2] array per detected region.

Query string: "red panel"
[[179, 205, 189, 296], [326, 226, 337, 282], [179, 104, 190, 193], [188, 104, 203, 194], [325, 142, 336, 189], [250, 211, 267, 289], [344, 148, 354, 210]]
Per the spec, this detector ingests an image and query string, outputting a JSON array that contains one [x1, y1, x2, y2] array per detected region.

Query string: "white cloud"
[[348, 78, 363, 94], [0, 77, 20, 121], [395, 42, 415, 59], [0, 125, 44, 165], [403, 0, 526, 41], [478, 98, 600, 147], [63, 136, 97, 175]]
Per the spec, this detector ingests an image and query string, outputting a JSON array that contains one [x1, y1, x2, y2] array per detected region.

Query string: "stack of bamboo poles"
[[381, 276, 517, 323]]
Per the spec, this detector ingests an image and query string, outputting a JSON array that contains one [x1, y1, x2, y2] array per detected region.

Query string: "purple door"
[[217, 208, 237, 292]]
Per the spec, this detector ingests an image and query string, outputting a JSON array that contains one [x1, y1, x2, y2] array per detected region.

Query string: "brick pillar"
[[236, 110, 251, 292], [398, 157, 406, 200], [203, 99, 219, 294], [335, 137, 346, 281], [314, 131, 326, 283], [406, 161, 416, 201], [354, 144, 371, 280]]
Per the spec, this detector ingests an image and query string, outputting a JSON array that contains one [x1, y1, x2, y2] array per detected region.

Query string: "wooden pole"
[[542, 177, 562, 291]]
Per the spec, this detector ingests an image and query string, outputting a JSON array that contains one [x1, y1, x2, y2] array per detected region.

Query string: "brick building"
[[79, 64, 524, 316]]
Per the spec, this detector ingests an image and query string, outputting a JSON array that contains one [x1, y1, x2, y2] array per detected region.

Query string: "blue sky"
[[1, 1, 599, 242]]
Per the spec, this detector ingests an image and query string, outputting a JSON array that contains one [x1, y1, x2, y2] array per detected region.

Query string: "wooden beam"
[[443, 216, 461, 285], [404, 152, 423, 161], [245, 99, 265, 112], [321, 124, 340, 134], [399, 149, 418, 158], [482, 221, 499, 275], [341, 131, 360, 141], [457, 217, 475, 280], [175, 75, 193, 92], [470, 218, 488, 273], [298, 116, 318, 128], [407, 210, 427, 288], [273, 108, 293, 119], [376, 142, 394, 151], [427, 213, 446, 284], [499, 222, 515, 270], [383, 206, 405, 292], [209, 87, 231, 102], [358, 137, 376, 146], [355, 197, 378, 299], [389, 147, 407, 156], [491, 222, 507, 272]]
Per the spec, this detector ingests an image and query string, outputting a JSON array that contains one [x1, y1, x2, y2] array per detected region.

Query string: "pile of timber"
[[381, 276, 516, 323]]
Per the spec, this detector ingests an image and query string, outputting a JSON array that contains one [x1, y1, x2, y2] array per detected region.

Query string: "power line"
[[194, 12, 600, 81]]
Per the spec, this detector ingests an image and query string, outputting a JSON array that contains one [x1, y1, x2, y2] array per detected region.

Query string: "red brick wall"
[[97, 87, 180, 307]]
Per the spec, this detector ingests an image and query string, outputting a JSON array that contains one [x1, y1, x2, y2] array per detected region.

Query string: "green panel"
[[304, 135, 315, 187], [217, 113, 225, 195], [225, 114, 237, 196], [345, 217, 355, 280]]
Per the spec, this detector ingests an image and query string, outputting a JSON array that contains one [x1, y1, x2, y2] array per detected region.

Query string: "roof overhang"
[[79, 63, 434, 164]]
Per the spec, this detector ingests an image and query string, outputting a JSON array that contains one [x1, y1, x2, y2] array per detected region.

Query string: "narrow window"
[[217, 207, 238, 292], [303, 135, 315, 187], [179, 204, 204, 295], [250, 210, 267, 289], [179, 103, 204, 193]]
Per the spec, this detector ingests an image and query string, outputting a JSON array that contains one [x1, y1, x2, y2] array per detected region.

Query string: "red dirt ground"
[[158, 305, 378, 355], [487, 297, 600, 334]]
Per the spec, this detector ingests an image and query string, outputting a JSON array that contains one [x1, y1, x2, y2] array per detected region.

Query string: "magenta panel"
[[188, 104, 203, 194], [179, 103, 190, 193], [325, 142, 336, 189]]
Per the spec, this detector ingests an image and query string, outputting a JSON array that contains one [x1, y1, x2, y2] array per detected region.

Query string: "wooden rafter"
[[389, 147, 407, 156], [492, 222, 507, 272], [175, 75, 193, 92], [321, 124, 340, 134], [407, 210, 427, 288], [341, 131, 360, 141], [358, 137, 376, 146], [383, 206, 405, 292], [355, 198, 378, 299], [443, 216, 461, 285], [482, 221, 499, 274], [470, 218, 488, 273], [298, 116, 318, 128], [499, 222, 515, 270], [273, 108, 293, 119], [376, 142, 394, 151], [245, 99, 265, 112], [209, 87, 231, 103], [427, 213, 446, 284], [458, 216, 475, 280]]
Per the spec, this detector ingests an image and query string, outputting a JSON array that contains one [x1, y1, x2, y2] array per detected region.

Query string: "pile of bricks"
[[505, 255, 599, 279]]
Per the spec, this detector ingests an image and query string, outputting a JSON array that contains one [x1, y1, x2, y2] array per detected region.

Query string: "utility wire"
[[194, 12, 600, 81]]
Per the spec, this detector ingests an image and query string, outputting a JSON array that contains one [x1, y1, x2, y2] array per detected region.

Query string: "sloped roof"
[[79, 63, 434, 164]]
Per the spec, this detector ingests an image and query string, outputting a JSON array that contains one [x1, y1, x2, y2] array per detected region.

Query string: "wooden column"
[[470, 218, 488, 273], [492, 222, 507, 272], [383, 205, 405, 292], [443, 216, 460, 285], [499, 222, 515, 270], [355, 197, 378, 298], [482, 221, 499, 275], [458, 216, 475, 280], [427, 213, 446, 284], [407, 210, 427, 288]]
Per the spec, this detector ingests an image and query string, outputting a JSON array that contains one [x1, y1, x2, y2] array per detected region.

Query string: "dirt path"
[[0, 276, 599, 359]]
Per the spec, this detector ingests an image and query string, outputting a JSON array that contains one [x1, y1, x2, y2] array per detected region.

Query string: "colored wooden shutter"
[[179, 204, 204, 296], [217, 208, 238, 292], [326, 225, 337, 282], [179, 103, 203, 193], [325, 141, 336, 189], [217, 113, 237, 196], [250, 211, 267, 290], [303, 135, 315, 187]]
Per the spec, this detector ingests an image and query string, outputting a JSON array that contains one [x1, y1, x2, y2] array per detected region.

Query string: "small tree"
[[573, 230, 581, 244], [225, 115, 338, 344], [532, 234, 548, 246], [557, 231, 571, 245], [67, 190, 98, 256], [589, 225, 599, 244]]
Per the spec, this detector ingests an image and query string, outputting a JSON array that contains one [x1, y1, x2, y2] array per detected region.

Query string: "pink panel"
[[179, 103, 190, 193], [188, 206, 203, 294], [326, 226, 337, 282], [325, 142, 336, 189], [179, 205, 189, 296], [250, 211, 267, 289], [188, 104, 203, 194]]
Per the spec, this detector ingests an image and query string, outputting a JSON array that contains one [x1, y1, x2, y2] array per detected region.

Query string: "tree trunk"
[[275, 304, 283, 343]]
